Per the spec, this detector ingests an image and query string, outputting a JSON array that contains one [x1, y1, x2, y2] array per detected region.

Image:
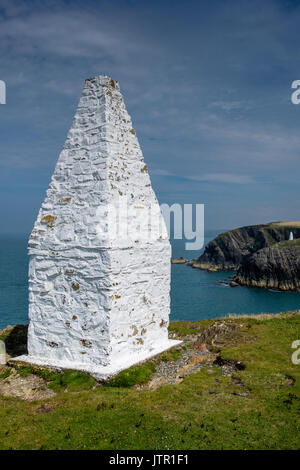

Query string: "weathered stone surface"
[[192, 222, 300, 272], [235, 241, 300, 290], [171, 257, 187, 264], [15, 75, 180, 378]]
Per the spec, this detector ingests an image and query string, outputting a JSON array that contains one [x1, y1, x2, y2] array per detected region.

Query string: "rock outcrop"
[[171, 257, 187, 264], [235, 240, 300, 290], [0, 324, 28, 359], [192, 222, 300, 272]]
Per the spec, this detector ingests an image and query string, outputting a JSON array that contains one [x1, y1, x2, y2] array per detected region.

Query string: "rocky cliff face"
[[235, 241, 300, 290], [193, 222, 300, 272]]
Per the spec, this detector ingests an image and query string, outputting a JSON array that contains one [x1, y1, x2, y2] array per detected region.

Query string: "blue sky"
[[1, 0, 300, 234]]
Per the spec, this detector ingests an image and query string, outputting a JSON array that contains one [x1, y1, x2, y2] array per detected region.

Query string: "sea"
[[1, 230, 300, 330]]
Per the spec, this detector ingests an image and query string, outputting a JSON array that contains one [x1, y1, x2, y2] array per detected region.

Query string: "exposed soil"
[[0, 367, 55, 401], [138, 345, 217, 390], [138, 320, 247, 390], [0, 320, 248, 399]]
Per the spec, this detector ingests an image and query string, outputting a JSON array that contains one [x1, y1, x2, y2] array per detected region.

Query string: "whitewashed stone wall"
[[21, 75, 179, 377]]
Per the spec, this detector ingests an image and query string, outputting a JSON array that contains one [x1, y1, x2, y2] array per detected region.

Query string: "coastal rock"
[[171, 257, 187, 264], [191, 262, 220, 271], [193, 222, 300, 272], [0, 324, 28, 361], [229, 281, 239, 287], [235, 240, 300, 290]]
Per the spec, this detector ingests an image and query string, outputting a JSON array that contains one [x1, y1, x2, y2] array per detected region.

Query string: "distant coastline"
[[2, 232, 300, 331], [176, 222, 300, 291]]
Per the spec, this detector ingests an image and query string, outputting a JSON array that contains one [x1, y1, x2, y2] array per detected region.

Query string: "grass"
[[0, 368, 11, 379], [214, 221, 300, 242], [169, 319, 212, 337], [11, 364, 97, 392], [278, 239, 300, 249], [0, 313, 300, 449], [105, 362, 156, 388], [155, 348, 182, 363], [0, 329, 11, 342], [270, 221, 300, 228], [47, 370, 97, 392]]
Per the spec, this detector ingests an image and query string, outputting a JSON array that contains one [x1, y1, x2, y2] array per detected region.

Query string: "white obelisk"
[[15, 75, 180, 378]]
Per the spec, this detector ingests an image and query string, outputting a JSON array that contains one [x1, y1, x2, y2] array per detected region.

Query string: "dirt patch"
[[284, 375, 296, 387], [137, 346, 217, 390], [139, 320, 249, 390], [170, 320, 245, 349], [0, 368, 55, 401], [33, 403, 57, 415], [198, 320, 244, 348]]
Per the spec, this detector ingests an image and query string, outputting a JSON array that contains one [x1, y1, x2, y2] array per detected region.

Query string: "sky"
[[1, 0, 300, 235]]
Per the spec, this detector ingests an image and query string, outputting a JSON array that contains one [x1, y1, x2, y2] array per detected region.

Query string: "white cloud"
[[188, 173, 253, 184], [208, 100, 253, 111], [152, 169, 253, 184]]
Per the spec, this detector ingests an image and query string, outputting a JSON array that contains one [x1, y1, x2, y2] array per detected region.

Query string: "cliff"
[[235, 239, 300, 290], [192, 222, 300, 272]]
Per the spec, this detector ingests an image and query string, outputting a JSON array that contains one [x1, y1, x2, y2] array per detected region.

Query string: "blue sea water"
[[1, 231, 300, 330]]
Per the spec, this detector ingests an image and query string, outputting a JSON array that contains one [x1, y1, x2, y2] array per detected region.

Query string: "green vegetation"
[[105, 362, 156, 388], [169, 319, 212, 337], [16, 366, 34, 377], [0, 313, 299, 449], [12, 364, 97, 392], [47, 370, 97, 392], [278, 239, 300, 249], [0, 329, 11, 342], [0, 368, 11, 379], [156, 348, 181, 363], [12, 364, 58, 380]]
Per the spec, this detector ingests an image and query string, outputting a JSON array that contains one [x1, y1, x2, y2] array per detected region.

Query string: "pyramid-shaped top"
[[29, 75, 166, 252]]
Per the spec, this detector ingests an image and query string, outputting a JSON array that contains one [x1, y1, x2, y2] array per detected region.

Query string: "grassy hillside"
[[0, 312, 300, 450]]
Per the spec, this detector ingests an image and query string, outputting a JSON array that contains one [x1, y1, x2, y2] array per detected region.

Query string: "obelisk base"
[[11, 339, 182, 380]]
